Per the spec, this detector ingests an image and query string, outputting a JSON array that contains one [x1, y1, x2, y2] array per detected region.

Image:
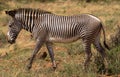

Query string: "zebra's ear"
[[5, 10, 16, 17]]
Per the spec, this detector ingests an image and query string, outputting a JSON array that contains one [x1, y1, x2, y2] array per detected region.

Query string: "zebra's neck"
[[17, 14, 37, 33], [22, 19, 34, 33], [14, 8, 53, 33], [17, 13, 51, 33]]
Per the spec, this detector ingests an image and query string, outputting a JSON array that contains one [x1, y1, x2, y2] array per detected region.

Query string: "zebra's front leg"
[[46, 42, 56, 70], [27, 38, 44, 70]]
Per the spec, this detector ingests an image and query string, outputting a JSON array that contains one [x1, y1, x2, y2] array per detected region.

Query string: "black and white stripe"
[[6, 8, 109, 70]]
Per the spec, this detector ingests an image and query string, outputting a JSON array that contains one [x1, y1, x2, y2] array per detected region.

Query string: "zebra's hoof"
[[52, 60, 58, 71], [27, 57, 31, 61], [52, 63, 57, 71], [53, 66, 57, 71], [26, 65, 32, 70]]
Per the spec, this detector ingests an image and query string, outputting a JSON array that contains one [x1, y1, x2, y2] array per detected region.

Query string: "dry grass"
[[0, 0, 120, 77]]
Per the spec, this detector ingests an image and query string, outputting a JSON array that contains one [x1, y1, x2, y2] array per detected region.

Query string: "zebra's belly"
[[48, 36, 80, 43]]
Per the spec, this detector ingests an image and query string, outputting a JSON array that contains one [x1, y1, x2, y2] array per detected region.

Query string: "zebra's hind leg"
[[46, 42, 56, 70], [93, 38, 108, 74], [83, 40, 92, 71]]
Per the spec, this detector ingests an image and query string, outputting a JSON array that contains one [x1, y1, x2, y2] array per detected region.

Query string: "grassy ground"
[[0, 0, 120, 77]]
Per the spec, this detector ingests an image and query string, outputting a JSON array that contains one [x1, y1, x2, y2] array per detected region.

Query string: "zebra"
[[5, 8, 109, 71]]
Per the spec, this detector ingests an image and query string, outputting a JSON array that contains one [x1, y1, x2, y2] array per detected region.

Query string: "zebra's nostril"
[[8, 40, 15, 44]]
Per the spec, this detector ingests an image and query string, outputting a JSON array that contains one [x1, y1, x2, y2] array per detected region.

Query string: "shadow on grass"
[[0, 30, 7, 48]]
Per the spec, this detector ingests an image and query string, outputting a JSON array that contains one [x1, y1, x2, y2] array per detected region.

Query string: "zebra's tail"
[[101, 23, 110, 50]]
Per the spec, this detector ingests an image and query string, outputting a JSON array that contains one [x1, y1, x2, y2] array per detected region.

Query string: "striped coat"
[[5, 8, 109, 71]]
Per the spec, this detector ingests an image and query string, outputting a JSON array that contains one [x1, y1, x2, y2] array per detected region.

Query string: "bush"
[[110, 25, 120, 47], [13, 0, 33, 4], [35, 0, 56, 2], [93, 46, 120, 75], [13, 0, 56, 3], [93, 54, 106, 74], [107, 46, 120, 75]]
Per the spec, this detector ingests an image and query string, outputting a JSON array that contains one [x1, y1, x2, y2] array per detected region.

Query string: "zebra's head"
[[5, 10, 22, 44]]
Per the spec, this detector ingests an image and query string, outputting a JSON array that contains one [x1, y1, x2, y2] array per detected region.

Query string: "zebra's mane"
[[12, 8, 53, 15], [5, 8, 53, 17], [16, 8, 52, 14]]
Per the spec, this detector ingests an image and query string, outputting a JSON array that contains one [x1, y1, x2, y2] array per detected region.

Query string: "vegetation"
[[0, 0, 120, 77], [110, 25, 120, 47]]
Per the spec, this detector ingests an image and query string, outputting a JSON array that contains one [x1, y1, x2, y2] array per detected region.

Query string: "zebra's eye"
[[9, 24, 13, 27], [9, 25, 11, 27]]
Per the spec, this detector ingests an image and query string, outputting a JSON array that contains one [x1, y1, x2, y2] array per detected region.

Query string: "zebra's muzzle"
[[8, 39, 15, 44]]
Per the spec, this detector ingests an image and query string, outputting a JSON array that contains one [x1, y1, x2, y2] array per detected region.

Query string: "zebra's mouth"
[[8, 40, 15, 44]]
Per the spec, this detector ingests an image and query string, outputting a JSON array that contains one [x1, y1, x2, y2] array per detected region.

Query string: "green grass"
[[2, 46, 120, 77], [0, 47, 97, 77], [107, 46, 120, 75], [1, 44, 120, 77]]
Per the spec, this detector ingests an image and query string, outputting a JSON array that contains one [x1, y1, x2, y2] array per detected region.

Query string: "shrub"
[[93, 46, 120, 75], [13, 0, 33, 4], [35, 0, 56, 2], [107, 46, 120, 75], [110, 25, 120, 47], [13, 0, 56, 3]]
